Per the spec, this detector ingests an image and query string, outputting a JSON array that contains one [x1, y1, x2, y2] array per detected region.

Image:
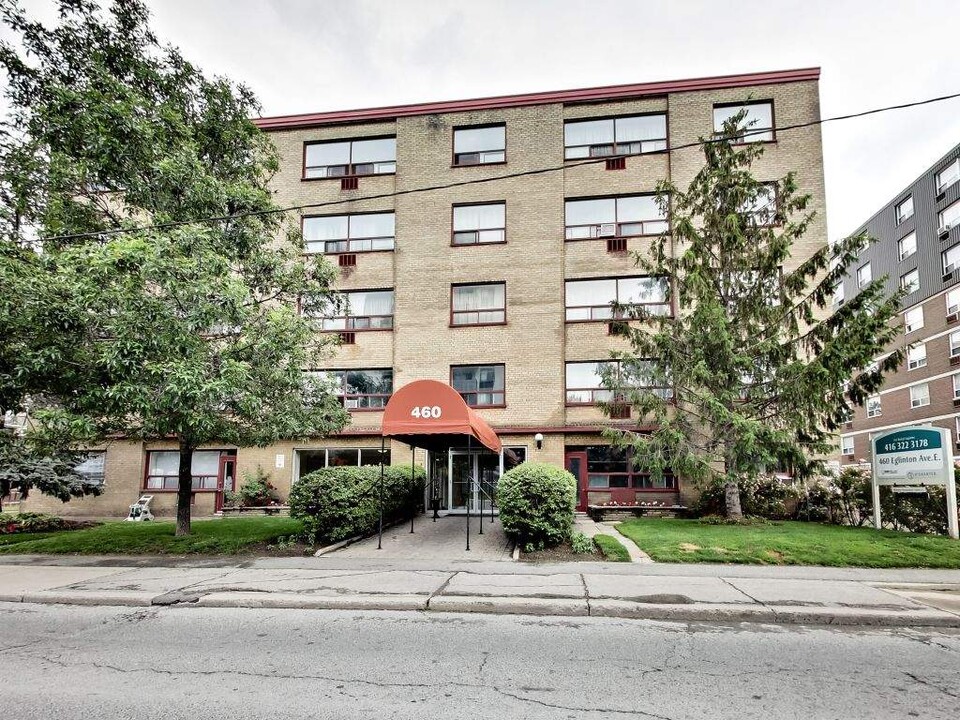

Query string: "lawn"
[[0, 517, 306, 555], [593, 534, 631, 562], [616, 519, 960, 568]]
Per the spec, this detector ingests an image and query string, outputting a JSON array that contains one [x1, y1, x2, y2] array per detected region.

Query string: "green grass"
[[616, 519, 960, 568], [593, 534, 631, 562], [0, 517, 305, 555]]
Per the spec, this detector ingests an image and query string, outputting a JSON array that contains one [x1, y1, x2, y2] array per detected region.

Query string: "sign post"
[[871, 426, 958, 540]]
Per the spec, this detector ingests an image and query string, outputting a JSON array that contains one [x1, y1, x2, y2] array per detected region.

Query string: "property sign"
[[870, 426, 958, 540]]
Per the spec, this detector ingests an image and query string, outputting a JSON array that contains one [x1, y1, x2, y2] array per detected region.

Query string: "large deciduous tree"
[[0, 0, 349, 533], [606, 114, 903, 518]]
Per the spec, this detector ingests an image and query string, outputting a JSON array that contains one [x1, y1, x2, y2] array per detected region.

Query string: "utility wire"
[[33, 89, 960, 244]]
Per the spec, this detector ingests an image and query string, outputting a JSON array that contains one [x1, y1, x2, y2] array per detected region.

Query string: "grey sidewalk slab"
[[188, 568, 450, 596], [330, 515, 513, 561], [724, 577, 925, 608], [585, 574, 755, 604], [0, 565, 127, 601], [442, 572, 584, 598], [197, 591, 430, 611]]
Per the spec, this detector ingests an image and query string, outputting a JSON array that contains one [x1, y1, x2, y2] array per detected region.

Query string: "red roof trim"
[[254, 67, 819, 131]]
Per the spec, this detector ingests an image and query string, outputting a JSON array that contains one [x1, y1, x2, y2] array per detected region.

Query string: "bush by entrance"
[[289, 464, 425, 545], [496, 462, 576, 551]]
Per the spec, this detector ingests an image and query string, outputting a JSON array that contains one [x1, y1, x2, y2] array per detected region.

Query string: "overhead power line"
[[33, 89, 960, 244]]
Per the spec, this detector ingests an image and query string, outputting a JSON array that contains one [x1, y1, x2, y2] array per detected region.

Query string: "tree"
[[605, 113, 903, 518], [0, 0, 349, 533]]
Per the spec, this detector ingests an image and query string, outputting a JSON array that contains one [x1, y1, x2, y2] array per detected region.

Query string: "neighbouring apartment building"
[[838, 141, 960, 465], [19, 67, 827, 518]]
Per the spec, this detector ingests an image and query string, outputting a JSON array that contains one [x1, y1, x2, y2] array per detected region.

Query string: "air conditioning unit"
[[939, 225, 951, 240], [951, 353, 960, 366], [954, 396, 960, 407], [598, 223, 617, 237], [944, 265, 955, 282], [344, 399, 360, 409], [948, 310, 960, 323]]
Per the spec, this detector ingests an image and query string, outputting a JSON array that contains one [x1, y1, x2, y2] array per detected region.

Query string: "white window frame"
[[953, 374, 960, 400], [900, 268, 920, 295], [937, 158, 960, 193], [907, 343, 927, 371], [910, 383, 930, 409], [951, 330, 960, 359], [867, 395, 882, 418], [940, 199, 960, 233], [903, 306, 924, 334], [898, 231, 917, 261], [948, 289, 960, 316], [857, 262, 871, 288], [896, 196, 914, 225], [840, 436, 854, 457]]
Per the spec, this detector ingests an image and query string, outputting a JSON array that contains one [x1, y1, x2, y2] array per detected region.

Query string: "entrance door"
[[565, 450, 588, 511], [215, 454, 237, 512], [449, 451, 475, 512], [447, 450, 500, 513]]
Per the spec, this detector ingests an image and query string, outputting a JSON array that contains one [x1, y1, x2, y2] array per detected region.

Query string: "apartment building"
[[838, 142, 960, 465], [21, 67, 827, 518]]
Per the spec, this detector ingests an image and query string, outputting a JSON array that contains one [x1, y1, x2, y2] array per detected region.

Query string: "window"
[[296, 447, 387, 480], [948, 288, 960, 316], [867, 395, 882, 418], [453, 125, 505, 165], [713, 101, 774, 142], [565, 276, 670, 320], [145, 450, 223, 491], [943, 245, 960, 275], [75, 452, 105, 486], [833, 282, 845, 307], [907, 343, 927, 370], [564, 195, 667, 240], [954, 374, 960, 400], [898, 232, 917, 261], [937, 158, 960, 193], [903, 306, 924, 334], [910, 383, 930, 408], [857, 263, 872, 288], [951, 331, 960, 359], [841, 436, 854, 457], [317, 368, 393, 409], [452, 203, 506, 245], [303, 137, 396, 179], [563, 114, 667, 159], [900, 268, 920, 295], [451, 364, 505, 407], [940, 199, 960, 232], [896, 196, 914, 225], [312, 289, 394, 331], [583, 445, 676, 489], [741, 183, 778, 225], [451, 283, 506, 325], [565, 360, 670, 405], [303, 213, 395, 254]]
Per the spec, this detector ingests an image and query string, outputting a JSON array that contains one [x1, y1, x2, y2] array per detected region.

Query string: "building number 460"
[[411, 405, 442, 419]]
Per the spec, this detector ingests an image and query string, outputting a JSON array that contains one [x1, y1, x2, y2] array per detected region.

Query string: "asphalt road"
[[0, 602, 958, 719]]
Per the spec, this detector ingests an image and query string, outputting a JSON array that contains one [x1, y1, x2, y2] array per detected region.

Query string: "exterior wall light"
[[534, 433, 544, 450]]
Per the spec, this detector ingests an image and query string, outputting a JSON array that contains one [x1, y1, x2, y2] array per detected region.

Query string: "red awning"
[[381, 380, 501, 453]]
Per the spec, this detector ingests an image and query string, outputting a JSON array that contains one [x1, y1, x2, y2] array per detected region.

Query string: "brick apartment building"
[[20, 67, 827, 518], [838, 142, 960, 465]]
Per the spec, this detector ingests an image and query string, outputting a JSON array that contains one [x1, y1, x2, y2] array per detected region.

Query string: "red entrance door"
[[565, 451, 588, 511], [215, 454, 237, 512]]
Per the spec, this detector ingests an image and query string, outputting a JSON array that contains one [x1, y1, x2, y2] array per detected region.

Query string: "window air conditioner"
[[939, 225, 951, 240], [598, 223, 617, 237], [344, 399, 360, 409], [944, 265, 956, 281]]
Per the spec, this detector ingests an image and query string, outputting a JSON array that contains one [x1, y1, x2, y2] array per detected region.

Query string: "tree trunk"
[[724, 480, 743, 520], [175, 442, 194, 536]]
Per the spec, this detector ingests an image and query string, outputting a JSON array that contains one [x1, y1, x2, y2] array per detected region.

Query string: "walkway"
[[330, 514, 513, 561]]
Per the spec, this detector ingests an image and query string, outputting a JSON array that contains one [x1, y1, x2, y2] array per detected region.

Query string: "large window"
[[867, 395, 882, 418], [937, 158, 960, 193], [896, 196, 914, 225], [452, 203, 506, 245], [943, 244, 960, 275], [948, 288, 960, 316], [910, 383, 930, 408], [451, 283, 506, 325], [453, 125, 505, 166], [898, 231, 917, 261], [907, 343, 927, 371], [313, 289, 395, 331], [563, 114, 667, 159], [564, 195, 667, 240], [741, 184, 778, 226], [451, 364, 505, 407], [75, 452, 106, 486], [303, 213, 395, 254], [303, 137, 396, 179], [713, 101, 774, 143], [318, 369, 393, 409], [900, 268, 920, 295], [857, 262, 872, 288], [296, 447, 387, 480], [940, 199, 960, 232], [565, 276, 670, 321], [145, 450, 224, 491], [840, 436, 854, 457], [565, 360, 670, 405], [583, 446, 676, 489], [903, 306, 924, 334]]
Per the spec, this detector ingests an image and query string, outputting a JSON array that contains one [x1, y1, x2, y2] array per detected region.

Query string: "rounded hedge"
[[496, 462, 576, 550], [289, 464, 425, 544]]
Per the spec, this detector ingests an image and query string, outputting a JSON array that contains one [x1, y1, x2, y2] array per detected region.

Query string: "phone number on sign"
[[882, 438, 930, 453]]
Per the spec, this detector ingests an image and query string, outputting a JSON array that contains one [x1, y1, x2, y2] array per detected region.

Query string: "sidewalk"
[[2, 556, 959, 627]]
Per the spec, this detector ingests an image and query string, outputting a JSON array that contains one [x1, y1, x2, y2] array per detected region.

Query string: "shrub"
[[694, 475, 799, 519], [289, 464, 425, 544], [496, 462, 576, 550], [570, 531, 593, 554], [0, 512, 68, 534], [225, 466, 278, 508]]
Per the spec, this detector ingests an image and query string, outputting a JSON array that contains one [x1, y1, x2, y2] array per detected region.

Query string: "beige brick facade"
[[20, 69, 827, 518]]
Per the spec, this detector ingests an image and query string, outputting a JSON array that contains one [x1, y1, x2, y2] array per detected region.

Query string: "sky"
[[14, 0, 960, 237]]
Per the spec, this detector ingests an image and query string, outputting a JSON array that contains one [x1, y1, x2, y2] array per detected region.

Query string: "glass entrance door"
[[447, 450, 500, 513]]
